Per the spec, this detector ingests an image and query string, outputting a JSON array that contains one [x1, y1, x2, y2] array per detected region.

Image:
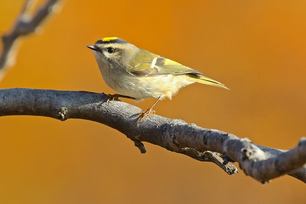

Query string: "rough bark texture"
[[0, 88, 305, 183], [0, 0, 59, 72]]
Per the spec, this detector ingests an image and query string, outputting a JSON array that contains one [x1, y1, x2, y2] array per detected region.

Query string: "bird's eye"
[[106, 47, 115, 54]]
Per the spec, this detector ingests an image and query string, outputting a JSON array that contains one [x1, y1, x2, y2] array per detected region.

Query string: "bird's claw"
[[137, 108, 155, 122], [106, 94, 121, 103]]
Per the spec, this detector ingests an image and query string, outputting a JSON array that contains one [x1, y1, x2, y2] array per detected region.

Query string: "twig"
[[0, 0, 59, 73], [177, 148, 238, 175], [0, 88, 305, 183]]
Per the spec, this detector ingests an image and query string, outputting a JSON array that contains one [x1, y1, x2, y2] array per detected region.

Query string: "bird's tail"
[[187, 73, 229, 90]]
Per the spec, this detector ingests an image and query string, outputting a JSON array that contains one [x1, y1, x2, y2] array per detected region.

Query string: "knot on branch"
[[58, 106, 68, 121], [240, 139, 266, 161]]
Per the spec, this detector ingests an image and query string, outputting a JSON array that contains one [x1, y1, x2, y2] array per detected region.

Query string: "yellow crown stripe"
[[102, 37, 119, 42]]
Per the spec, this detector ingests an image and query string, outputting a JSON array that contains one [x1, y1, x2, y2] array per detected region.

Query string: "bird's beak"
[[87, 45, 100, 52]]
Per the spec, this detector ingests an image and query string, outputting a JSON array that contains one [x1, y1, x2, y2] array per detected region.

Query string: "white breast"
[[115, 74, 194, 100]]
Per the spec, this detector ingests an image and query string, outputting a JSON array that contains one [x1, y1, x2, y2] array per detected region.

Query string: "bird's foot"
[[137, 108, 155, 122], [105, 94, 136, 103], [107, 94, 122, 102], [96, 94, 120, 108]]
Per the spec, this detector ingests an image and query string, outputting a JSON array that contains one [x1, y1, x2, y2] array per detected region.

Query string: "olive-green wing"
[[127, 50, 229, 90], [127, 50, 200, 76]]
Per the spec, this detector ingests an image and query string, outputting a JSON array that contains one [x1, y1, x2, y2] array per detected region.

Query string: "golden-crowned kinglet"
[[87, 37, 228, 117]]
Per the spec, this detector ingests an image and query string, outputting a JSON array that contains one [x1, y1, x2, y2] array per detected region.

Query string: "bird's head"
[[87, 37, 139, 66]]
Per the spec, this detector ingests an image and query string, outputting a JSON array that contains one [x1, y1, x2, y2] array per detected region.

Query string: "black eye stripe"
[[106, 47, 115, 53]]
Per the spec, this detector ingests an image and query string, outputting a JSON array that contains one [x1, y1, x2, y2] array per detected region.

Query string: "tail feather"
[[187, 73, 229, 90]]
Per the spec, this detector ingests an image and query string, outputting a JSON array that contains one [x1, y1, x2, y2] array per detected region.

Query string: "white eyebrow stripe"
[[150, 57, 158, 69]]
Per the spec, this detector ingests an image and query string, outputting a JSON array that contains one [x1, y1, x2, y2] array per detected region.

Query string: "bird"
[[87, 37, 228, 119]]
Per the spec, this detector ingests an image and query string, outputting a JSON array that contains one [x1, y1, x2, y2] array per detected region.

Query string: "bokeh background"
[[1, 0, 306, 203]]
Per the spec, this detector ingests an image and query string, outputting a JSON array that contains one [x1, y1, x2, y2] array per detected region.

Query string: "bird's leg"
[[137, 97, 161, 121]]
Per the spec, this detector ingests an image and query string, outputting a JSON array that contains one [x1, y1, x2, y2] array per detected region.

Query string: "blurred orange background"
[[1, 0, 306, 203]]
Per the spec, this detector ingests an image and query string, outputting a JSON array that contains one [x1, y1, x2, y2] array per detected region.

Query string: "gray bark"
[[0, 88, 305, 183]]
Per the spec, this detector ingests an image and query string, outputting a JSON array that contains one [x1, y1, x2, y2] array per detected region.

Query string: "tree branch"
[[0, 0, 59, 73], [0, 88, 305, 183]]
